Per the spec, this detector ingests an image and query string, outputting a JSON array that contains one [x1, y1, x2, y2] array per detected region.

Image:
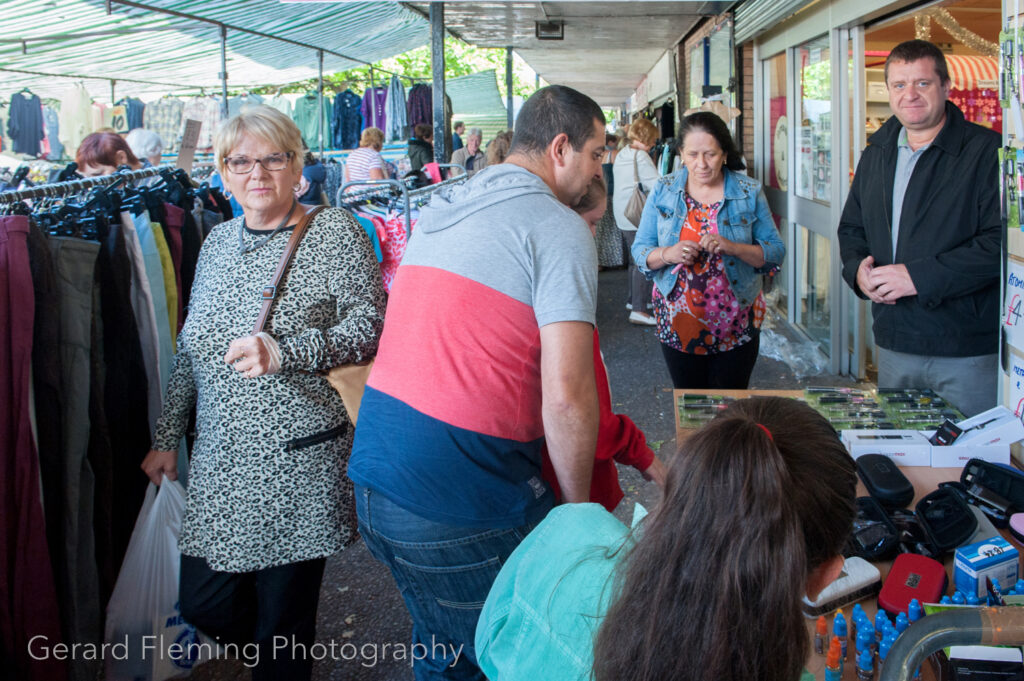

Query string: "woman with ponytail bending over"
[[475, 396, 856, 681]]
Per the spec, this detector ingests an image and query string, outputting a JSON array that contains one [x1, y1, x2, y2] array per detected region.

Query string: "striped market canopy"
[[1, 0, 430, 101], [945, 55, 998, 91]]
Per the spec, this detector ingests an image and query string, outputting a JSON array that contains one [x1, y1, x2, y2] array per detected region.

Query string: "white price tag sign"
[[1009, 350, 1024, 417]]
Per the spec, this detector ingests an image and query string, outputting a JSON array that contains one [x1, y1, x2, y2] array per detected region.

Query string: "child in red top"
[[541, 177, 667, 510]]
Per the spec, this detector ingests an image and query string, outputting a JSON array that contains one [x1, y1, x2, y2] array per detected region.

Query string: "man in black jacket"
[[838, 39, 1000, 416]]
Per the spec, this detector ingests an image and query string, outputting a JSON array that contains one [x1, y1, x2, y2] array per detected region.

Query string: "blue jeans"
[[355, 485, 536, 681]]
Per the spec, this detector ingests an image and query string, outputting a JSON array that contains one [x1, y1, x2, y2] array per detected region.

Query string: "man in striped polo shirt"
[[348, 85, 607, 679]]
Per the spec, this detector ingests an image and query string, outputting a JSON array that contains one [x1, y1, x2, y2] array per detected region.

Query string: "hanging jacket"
[[384, 75, 408, 142], [331, 90, 363, 150], [361, 87, 387, 134], [293, 93, 333, 150], [406, 83, 432, 128], [8, 91, 44, 156]]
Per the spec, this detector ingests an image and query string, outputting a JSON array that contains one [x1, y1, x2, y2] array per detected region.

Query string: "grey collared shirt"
[[891, 127, 931, 260]]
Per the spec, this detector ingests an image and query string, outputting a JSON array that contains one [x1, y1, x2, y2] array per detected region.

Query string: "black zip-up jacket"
[[838, 101, 1000, 357]]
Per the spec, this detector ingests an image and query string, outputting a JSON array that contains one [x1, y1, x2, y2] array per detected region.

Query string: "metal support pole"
[[318, 49, 325, 157], [369, 67, 377, 129], [219, 24, 229, 118], [506, 46, 514, 129], [430, 2, 447, 164], [110, 79, 116, 105]]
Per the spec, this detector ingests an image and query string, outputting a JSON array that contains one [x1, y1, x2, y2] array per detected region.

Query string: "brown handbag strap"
[[252, 205, 326, 335]]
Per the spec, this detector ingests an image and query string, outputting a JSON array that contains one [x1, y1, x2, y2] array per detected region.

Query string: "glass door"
[[792, 35, 834, 357]]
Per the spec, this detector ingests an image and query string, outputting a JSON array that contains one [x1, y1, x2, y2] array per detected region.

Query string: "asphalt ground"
[[187, 265, 867, 681]]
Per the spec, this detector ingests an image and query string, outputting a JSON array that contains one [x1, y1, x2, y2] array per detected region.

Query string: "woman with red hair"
[[75, 131, 143, 176]]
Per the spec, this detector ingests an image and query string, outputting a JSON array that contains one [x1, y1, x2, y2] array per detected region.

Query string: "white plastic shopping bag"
[[105, 476, 209, 680]]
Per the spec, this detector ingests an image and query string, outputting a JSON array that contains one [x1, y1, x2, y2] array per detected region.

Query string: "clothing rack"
[[338, 178, 413, 235], [0, 165, 172, 203]]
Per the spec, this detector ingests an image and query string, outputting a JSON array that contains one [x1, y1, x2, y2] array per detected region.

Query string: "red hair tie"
[[756, 423, 774, 442]]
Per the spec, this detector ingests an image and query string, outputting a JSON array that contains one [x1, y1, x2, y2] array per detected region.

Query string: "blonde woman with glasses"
[[140, 105, 385, 680]]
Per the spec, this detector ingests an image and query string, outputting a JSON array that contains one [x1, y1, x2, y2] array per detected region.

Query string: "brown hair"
[[414, 123, 433, 141], [574, 176, 607, 215], [627, 118, 659, 147], [593, 397, 856, 681], [486, 130, 514, 166], [885, 39, 950, 86], [76, 132, 140, 169]]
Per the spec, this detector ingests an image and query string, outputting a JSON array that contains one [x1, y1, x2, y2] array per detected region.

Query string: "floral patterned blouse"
[[652, 193, 765, 354]]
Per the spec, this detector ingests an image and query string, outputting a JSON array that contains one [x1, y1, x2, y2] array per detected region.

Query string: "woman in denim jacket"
[[632, 112, 785, 389]]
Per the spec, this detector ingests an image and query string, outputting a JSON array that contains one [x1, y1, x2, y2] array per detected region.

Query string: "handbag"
[[623, 150, 649, 228], [253, 205, 373, 425]]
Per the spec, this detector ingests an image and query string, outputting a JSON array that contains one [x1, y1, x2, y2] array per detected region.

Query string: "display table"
[[672, 389, 1011, 679]]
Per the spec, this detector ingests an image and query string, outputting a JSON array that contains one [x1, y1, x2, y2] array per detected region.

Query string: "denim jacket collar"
[[665, 167, 750, 201]]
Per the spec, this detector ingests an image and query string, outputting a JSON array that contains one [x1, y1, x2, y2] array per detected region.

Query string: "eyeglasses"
[[224, 152, 293, 174]]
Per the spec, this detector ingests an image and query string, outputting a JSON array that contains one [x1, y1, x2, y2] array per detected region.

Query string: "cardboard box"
[[928, 440, 1011, 468], [953, 536, 1019, 599], [955, 406, 1024, 448], [926, 407, 1023, 468], [841, 430, 933, 467]]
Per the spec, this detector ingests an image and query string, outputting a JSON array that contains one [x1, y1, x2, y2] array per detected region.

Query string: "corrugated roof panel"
[[1, 0, 429, 100]]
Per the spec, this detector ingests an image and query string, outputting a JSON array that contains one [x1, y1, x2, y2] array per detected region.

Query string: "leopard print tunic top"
[[153, 207, 385, 572]]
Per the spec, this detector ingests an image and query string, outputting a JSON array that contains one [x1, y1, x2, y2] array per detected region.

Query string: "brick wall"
[[740, 42, 754, 160]]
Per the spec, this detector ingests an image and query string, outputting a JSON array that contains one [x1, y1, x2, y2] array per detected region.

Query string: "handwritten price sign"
[[1004, 259, 1024, 351], [110, 105, 129, 134]]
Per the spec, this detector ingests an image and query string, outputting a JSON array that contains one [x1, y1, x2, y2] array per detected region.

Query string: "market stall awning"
[[1, 0, 430, 100], [946, 55, 998, 90], [405, 1, 732, 107]]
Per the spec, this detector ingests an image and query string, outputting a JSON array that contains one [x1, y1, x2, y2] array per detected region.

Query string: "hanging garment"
[[46, 236, 105, 681], [227, 93, 264, 117], [0, 100, 8, 152], [266, 94, 292, 117], [0, 215, 68, 681], [118, 211, 163, 435], [144, 97, 184, 152], [331, 90, 363, 150], [58, 84, 93, 160], [324, 163, 344, 205], [384, 75, 408, 141], [42, 106, 63, 161], [361, 86, 388, 134], [406, 83, 432, 127], [180, 96, 223, 150], [116, 98, 145, 131], [94, 214, 154, 579], [293, 92, 333, 150], [8, 91, 45, 156]]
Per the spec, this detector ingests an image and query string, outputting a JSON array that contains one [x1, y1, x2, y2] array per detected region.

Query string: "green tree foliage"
[[253, 37, 541, 97]]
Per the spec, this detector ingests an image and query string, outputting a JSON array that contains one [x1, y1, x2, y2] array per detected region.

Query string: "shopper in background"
[[596, 133, 625, 269], [125, 128, 164, 167], [477, 397, 855, 681], [837, 39, 1000, 417], [543, 177, 666, 511], [452, 120, 465, 152], [451, 127, 486, 176], [140, 105, 385, 681], [613, 118, 660, 325], [408, 122, 434, 171], [632, 112, 784, 389], [344, 126, 387, 183], [485, 129, 514, 167], [75, 131, 144, 176], [348, 84, 605, 680], [296, 147, 327, 205]]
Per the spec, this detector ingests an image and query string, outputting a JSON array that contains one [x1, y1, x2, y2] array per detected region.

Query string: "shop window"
[[796, 37, 832, 204]]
